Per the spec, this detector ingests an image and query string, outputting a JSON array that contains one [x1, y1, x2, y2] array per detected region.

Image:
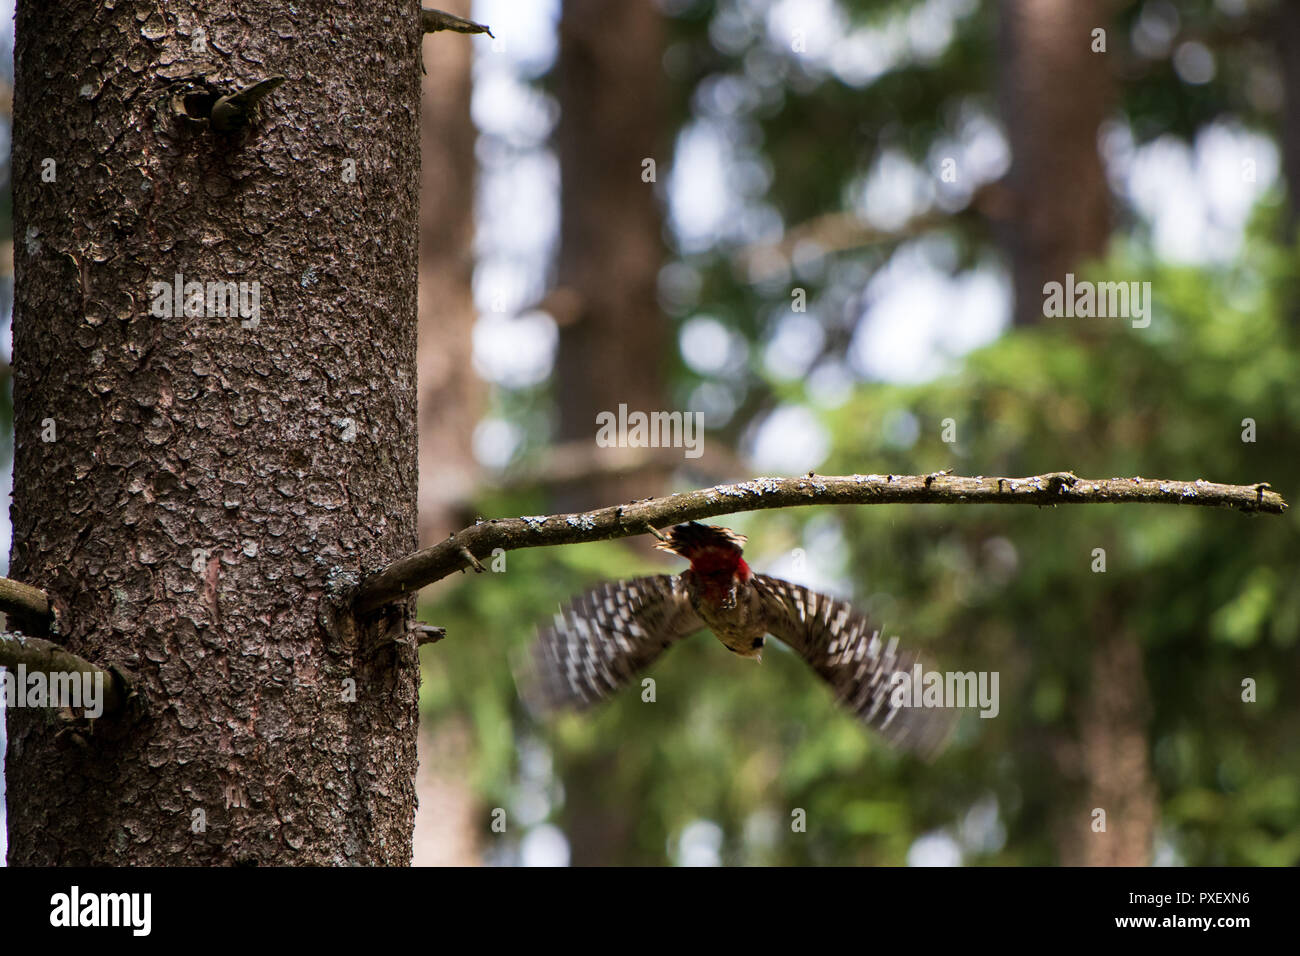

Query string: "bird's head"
[[655, 522, 752, 588]]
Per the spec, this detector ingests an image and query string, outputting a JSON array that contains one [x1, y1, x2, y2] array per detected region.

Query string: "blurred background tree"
[[411, 0, 1299, 866]]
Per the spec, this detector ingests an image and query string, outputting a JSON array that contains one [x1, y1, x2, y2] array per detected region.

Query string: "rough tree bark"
[[7, 0, 422, 864]]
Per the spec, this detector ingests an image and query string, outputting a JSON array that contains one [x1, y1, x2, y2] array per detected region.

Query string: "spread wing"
[[754, 574, 956, 758], [519, 575, 704, 715]]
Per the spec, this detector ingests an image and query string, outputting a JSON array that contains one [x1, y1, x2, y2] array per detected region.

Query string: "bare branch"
[[421, 8, 494, 37], [353, 471, 1287, 613], [413, 624, 447, 646], [0, 631, 128, 717], [0, 576, 52, 636]]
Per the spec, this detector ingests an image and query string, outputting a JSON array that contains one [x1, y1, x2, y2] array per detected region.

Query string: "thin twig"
[[421, 8, 494, 37], [0, 576, 52, 636], [0, 631, 127, 717], [413, 624, 447, 646], [352, 471, 1288, 613]]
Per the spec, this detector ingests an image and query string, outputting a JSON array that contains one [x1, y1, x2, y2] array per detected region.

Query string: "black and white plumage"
[[519, 522, 955, 758]]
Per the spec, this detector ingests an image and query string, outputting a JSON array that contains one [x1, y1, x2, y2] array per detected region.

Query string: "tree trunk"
[[998, 0, 1111, 326], [7, 0, 422, 864], [1277, 0, 1300, 240], [551, 0, 670, 867], [417, 0, 482, 545], [553, 0, 669, 512], [1055, 625, 1157, 866], [412, 1, 484, 864]]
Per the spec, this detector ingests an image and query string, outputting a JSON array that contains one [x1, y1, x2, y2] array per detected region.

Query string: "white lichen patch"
[[716, 483, 754, 498], [521, 515, 547, 530]]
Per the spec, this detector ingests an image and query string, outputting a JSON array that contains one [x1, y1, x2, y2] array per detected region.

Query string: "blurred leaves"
[[423, 229, 1300, 864], [425, 0, 1299, 865]]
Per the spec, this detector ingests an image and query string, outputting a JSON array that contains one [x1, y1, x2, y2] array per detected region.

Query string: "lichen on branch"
[[351, 471, 1287, 613]]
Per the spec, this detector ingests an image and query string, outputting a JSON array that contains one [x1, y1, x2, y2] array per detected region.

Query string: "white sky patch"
[[676, 819, 725, 867], [742, 808, 780, 850], [513, 782, 551, 827], [473, 417, 523, 470], [931, 104, 1011, 210], [680, 314, 748, 376], [520, 823, 570, 867], [881, 407, 922, 449], [908, 829, 963, 866], [472, 309, 557, 388], [708, 0, 765, 57], [767, 0, 978, 87], [1153, 834, 1185, 867], [668, 121, 741, 253], [474, 148, 558, 304], [959, 794, 1007, 855], [854, 148, 934, 232], [766, 0, 846, 61], [469, 1, 561, 391], [748, 404, 830, 473], [849, 247, 1009, 384], [762, 514, 852, 597], [764, 311, 825, 380], [805, 359, 854, 408], [1122, 122, 1279, 264], [1172, 40, 1216, 85], [688, 381, 739, 426], [1131, 0, 1179, 59], [472, 69, 558, 146], [830, 21, 908, 87], [473, 0, 559, 78], [906, 0, 961, 61]]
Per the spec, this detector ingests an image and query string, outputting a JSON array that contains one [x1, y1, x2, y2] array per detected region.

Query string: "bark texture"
[[8, 0, 423, 864]]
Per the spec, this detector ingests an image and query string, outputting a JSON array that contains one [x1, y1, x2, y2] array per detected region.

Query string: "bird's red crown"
[[655, 522, 752, 581]]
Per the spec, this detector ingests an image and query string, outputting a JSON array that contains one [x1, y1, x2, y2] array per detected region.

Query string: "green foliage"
[[441, 0, 1300, 864], [424, 228, 1300, 864]]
